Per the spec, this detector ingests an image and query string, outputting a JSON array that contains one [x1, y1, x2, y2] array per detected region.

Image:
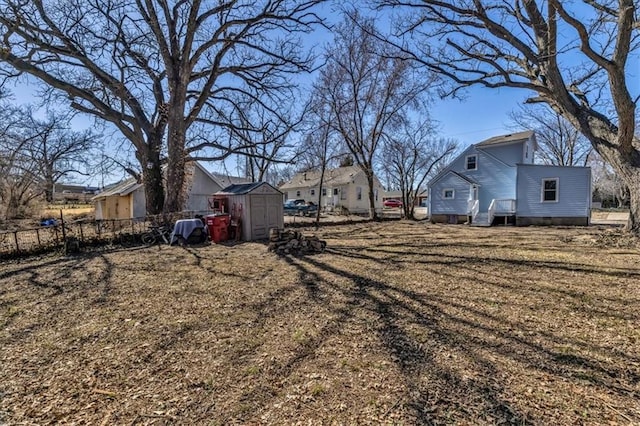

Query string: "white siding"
[[516, 165, 591, 217], [185, 167, 222, 212], [132, 188, 146, 218]]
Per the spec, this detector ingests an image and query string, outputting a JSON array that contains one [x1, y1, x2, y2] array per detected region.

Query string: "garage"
[[212, 182, 284, 241]]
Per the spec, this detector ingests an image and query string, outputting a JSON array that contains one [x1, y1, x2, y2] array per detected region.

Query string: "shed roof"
[[216, 181, 281, 195], [92, 177, 142, 199]]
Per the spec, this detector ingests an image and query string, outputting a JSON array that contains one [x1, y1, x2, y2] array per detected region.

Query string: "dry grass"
[[42, 206, 95, 219], [1, 222, 639, 425]]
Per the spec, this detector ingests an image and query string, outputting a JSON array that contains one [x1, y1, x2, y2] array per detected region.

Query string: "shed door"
[[250, 195, 267, 240], [266, 195, 281, 231]]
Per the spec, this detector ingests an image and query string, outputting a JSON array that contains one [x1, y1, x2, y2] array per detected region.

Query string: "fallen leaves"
[[1, 222, 639, 424]]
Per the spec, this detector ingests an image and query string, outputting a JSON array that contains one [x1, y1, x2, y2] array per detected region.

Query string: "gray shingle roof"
[[279, 166, 361, 190], [475, 130, 534, 147], [92, 177, 142, 199], [216, 182, 281, 195]]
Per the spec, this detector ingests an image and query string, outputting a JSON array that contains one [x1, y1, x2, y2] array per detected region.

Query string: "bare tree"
[[509, 105, 592, 167], [381, 119, 457, 219], [591, 155, 630, 208], [0, 103, 41, 218], [318, 11, 434, 219], [20, 109, 98, 202], [228, 97, 301, 183], [300, 80, 348, 227], [0, 0, 325, 215], [374, 1, 640, 233]]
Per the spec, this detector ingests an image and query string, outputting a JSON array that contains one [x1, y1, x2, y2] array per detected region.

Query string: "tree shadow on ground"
[[266, 239, 640, 423]]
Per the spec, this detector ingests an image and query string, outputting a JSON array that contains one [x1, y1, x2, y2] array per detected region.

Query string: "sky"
[[431, 90, 522, 146], [5, 1, 627, 186]]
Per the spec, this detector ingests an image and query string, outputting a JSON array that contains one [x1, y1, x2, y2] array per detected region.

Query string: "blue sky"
[[8, 2, 632, 185], [431, 90, 521, 146]]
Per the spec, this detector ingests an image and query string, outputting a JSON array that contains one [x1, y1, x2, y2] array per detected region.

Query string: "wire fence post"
[[78, 222, 84, 243], [59, 209, 66, 241], [13, 231, 19, 253]]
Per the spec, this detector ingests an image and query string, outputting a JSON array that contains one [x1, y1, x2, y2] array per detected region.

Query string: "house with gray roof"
[[428, 131, 591, 226], [93, 162, 249, 220], [279, 165, 384, 215]]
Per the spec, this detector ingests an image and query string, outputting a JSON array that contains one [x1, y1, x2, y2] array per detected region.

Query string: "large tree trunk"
[[164, 109, 188, 213], [619, 167, 640, 234], [139, 137, 164, 216], [164, 143, 186, 213], [552, 102, 640, 234], [43, 176, 54, 203]]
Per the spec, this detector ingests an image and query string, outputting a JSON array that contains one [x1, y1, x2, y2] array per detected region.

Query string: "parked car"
[[383, 199, 403, 208], [284, 199, 318, 216]]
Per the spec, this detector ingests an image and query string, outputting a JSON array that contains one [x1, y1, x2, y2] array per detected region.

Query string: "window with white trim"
[[310, 188, 315, 196], [466, 154, 477, 170], [443, 189, 455, 199], [322, 188, 327, 196], [296, 190, 301, 197], [356, 187, 362, 200], [542, 178, 558, 202]]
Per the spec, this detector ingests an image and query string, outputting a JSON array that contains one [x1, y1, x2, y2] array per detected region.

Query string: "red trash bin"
[[206, 214, 230, 243]]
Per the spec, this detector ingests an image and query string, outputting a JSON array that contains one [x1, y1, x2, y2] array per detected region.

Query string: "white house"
[[279, 166, 384, 215], [428, 131, 591, 226]]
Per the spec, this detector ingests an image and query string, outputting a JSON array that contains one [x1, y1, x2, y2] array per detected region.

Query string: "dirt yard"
[[1, 222, 639, 425]]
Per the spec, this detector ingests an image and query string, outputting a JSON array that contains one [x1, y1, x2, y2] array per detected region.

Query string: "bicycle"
[[141, 224, 172, 245]]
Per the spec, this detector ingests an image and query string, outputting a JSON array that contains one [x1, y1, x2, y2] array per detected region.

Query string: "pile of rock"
[[268, 229, 327, 255]]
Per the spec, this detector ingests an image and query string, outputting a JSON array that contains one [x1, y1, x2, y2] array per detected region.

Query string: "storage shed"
[[212, 182, 284, 241]]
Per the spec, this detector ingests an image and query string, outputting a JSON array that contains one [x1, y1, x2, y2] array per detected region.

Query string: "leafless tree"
[[374, 1, 640, 233], [300, 80, 349, 227], [0, 0, 325, 214], [381, 118, 457, 219], [318, 11, 435, 220], [227, 97, 301, 183], [591, 155, 630, 208], [0, 103, 40, 218], [509, 104, 592, 167], [20, 109, 98, 202]]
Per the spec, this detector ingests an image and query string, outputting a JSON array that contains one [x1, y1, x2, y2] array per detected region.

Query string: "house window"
[[310, 188, 315, 196], [341, 187, 347, 200], [542, 178, 559, 202], [443, 189, 455, 199], [333, 188, 338, 195], [296, 190, 301, 197], [374, 188, 378, 201], [525, 145, 529, 159], [322, 188, 327, 196], [466, 155, 477, 170], [357, 187, 362, 200]]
